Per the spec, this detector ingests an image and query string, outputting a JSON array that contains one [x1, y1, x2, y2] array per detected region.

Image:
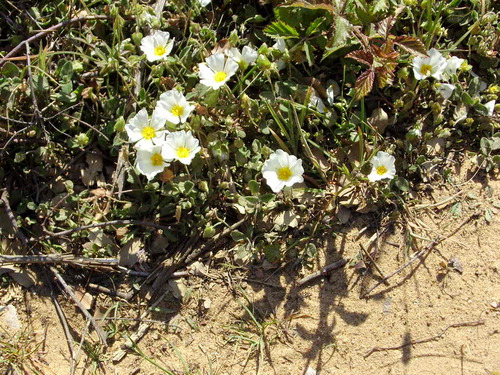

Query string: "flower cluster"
[[412, 48, 464, 99], [197, 45, 258, 90], [125, 89, 200, 180], [136, 31, 400, 191]]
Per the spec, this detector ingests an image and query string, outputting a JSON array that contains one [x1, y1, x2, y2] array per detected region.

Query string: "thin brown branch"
[[0, 15, 109, 66], [1, 189, 107, 345], [0, 254, 118, 266], [364, 320, 484, 358], [296, 258, 347, 287], [112, 217, 247, 362], [360, 243, 389, 285], [35, 219, 173, 241], [362, 212, 480, 297], [50, 265, 108, 345]]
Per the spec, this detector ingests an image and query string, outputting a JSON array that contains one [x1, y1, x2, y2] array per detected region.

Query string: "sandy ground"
[[1, 170, 500, 375]]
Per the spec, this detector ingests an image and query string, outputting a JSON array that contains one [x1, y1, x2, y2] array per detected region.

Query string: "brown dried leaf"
[[354, 69, 375, 100], [393, 36, 427, 57], [346, 49, 373, 67]]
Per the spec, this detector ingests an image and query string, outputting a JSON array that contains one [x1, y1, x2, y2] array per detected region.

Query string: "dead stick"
[[296, 259, 347, 287], [364, 320, 484, 358], [0, 16, 109, 66], [1, 189, 107, 345], [87, 283, 133, 301], [36, 219, 172, 241], [0, 254, 118, 266], [362, 213, 480, 297], [50, 290, 76, 371], [50, 265, 107, 345], [360, 243, 389, 285], [112, 218, 246, 362]]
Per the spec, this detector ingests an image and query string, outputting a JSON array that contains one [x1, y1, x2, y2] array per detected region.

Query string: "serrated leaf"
[[346, 49, 373, 67], [263, 20, 299, 39], [354, 69, 375, 100], [323, 16, 353, 59], [305, 17, 326, 36], [375, 66, 395, 88], [393, 36, 427, 56]]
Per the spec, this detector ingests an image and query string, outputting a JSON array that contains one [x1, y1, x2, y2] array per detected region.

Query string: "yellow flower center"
[[213, 71, 227, 83], [376, 166, 388, 175], [141, 126, 156, 140], [150, 153, 163, 166], [175, 146, 190, 159], [154, 45, 166, 56], [276, 167, 292, 181], [419, 64, 432, 76], [170, 105, 184, 117]]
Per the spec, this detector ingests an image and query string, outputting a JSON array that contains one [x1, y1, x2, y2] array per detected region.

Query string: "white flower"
[[367, 151, 396, 182], [262, 149, 304, 193], [140, 30, 174, 62], [271, 40, 287, 71], [225, 46, 258, 68], [155, 90, 195, 124], [443, 56, 464, 79], [412, 48, 447, 80], [484, 100, 496, 116], [272, 39, 287, 52], [162, 130, 201, 165], [198, 53, 239, 89], [136, 144, 169, 180], [125, 109, 167, 149], [308, 91, 327, 113], [436, 83, 455, 99], [198, 0, 211, 6], [326, 84, 336, 106]]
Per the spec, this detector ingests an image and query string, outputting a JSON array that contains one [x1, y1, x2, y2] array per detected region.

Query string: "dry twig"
[[0, 15, 109, 66], [112, 217, 246, 362], [362, 212, 480, 297], [1, 189, 107, 345], [364, 320, 485, 358], [296, 258, 347, 287]]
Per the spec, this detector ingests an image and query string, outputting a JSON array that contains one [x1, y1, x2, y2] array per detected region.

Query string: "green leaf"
[[303, 42, 314, 67], [394, 176, 409, 192], [1, 62, 20, 78], [248, 180, 260, 196], [230, 230, 247, 242], [263, 20, 299, 39], [323, 16, 353, 59], [305, 17, 326, 36]]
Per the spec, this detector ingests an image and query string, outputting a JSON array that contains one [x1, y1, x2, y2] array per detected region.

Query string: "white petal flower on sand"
[[436, 83, 455, 99], [140, 31, 174, 62], [367, 151, 396, 182], [262, 149, 304, 193], [125, 109, 167, 149], [155, 90, 195, 124], [136, 144, 169, 181], [443, 56, 464, 78], [226, 46, 258, 68], [412, 48, 447, 80], [162, 130, 201, 165], [198, 53, 239, 89]]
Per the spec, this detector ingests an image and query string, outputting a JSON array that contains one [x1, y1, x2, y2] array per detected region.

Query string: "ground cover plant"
[[0, 0, 499, 373]]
